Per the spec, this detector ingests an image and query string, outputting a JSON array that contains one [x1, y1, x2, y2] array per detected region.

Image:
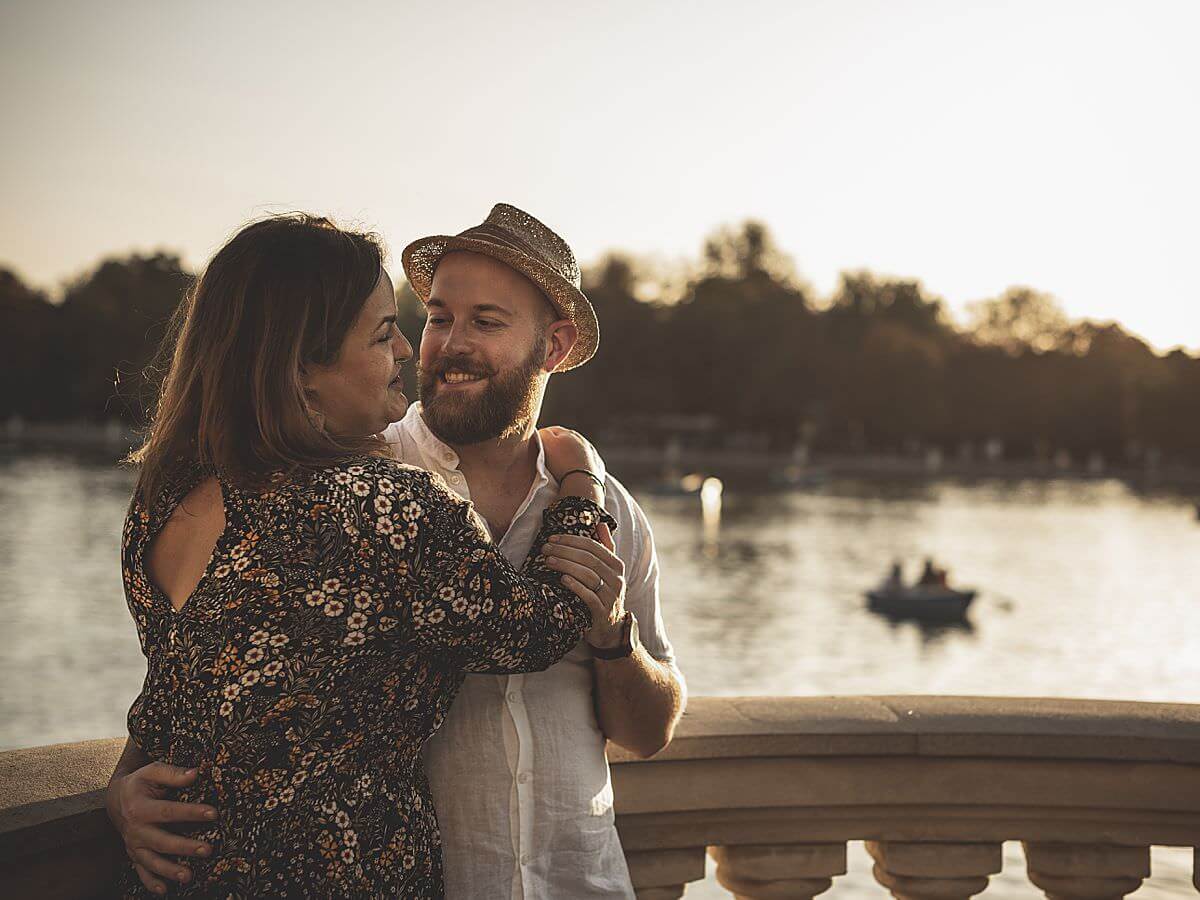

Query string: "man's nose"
[[442, 321, 473, 356]]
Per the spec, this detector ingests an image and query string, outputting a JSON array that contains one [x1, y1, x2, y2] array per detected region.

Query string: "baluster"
[[867, 841, 1002, 899], [708, 842, 846, 899], [1023, 842, 1149, 899], [626, 847, 706, 900]]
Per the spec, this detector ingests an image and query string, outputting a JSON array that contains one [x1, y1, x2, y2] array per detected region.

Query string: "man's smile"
[[442, 371, 486, 385]]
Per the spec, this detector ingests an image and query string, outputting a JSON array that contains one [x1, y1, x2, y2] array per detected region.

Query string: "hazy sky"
[[2, 0, 1197, 351]]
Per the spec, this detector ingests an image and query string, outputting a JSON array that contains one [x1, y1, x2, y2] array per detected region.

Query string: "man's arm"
[[542, 504, 686, 759], [592, 644, 686, 758], [106, 736, 217, 895]]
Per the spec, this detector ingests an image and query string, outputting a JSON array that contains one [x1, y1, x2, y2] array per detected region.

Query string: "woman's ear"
[[299, 367, 327, 431], [544, 319, 578, 373]]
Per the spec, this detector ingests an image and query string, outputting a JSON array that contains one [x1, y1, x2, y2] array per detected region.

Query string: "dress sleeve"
[[382, 469, 616, 673]]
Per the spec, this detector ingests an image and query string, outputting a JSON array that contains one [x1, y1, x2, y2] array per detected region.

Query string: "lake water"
[[1, 449, 1196, 895]]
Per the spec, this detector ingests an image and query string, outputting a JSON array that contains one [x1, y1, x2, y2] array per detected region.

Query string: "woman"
[[106, 214, 620, 897]]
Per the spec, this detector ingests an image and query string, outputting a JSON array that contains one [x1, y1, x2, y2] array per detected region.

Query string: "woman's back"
[[146, 477, 225, 614], [121, 455, 602, 897]]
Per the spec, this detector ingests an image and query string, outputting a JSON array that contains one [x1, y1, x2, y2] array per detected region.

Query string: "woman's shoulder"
[[306, 455, 455, 505]]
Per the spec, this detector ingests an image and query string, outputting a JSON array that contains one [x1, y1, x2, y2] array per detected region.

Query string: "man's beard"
[[418, 338, 547, 446]]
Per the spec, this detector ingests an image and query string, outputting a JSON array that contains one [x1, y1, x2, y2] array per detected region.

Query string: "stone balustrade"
[[610, 696, 1200, 898], [2, 695, 1198, 897]]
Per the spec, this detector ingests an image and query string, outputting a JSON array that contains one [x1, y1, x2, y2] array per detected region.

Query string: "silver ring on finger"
[[594, 572, 604, 593]]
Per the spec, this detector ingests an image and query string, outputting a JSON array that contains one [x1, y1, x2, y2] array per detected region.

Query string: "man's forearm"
[[593, 647, 685, 758]]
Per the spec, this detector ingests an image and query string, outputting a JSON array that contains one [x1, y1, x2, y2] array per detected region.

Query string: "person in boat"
[[883, 561, 904, 590], [103, 213, 623, 898], [917, 557, 938, 586]]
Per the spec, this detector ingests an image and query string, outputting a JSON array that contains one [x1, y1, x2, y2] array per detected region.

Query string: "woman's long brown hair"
[[127, 214, 386, 507]]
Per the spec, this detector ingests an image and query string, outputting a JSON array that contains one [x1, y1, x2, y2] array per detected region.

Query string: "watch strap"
[[589, 611, 635, 659]]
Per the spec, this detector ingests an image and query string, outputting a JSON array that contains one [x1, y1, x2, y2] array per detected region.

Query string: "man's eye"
[[476, 319, 500, 328], [427, 317, 448, 326]]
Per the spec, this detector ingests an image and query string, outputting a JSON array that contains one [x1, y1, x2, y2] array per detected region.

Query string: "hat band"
[[457, 223, 554, 270]]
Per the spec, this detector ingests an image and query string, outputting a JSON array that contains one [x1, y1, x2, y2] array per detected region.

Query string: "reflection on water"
[[644, 478, 1200, 703], [2, 450, 1197, 895]]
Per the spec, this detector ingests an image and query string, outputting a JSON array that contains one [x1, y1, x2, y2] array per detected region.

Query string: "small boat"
[[866, 585, 977, 622]]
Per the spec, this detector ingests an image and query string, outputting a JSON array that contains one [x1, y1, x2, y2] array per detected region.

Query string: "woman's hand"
[[106, 761, 217, 894], [538, 426, 605, 484], [542, 532, 626, 647]]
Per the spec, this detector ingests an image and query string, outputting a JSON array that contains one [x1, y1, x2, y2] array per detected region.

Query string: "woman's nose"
[[393, 330, 413, 362]]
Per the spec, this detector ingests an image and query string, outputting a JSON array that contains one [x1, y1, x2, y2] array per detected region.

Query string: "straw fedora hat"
[[402, 203, 598, 371]]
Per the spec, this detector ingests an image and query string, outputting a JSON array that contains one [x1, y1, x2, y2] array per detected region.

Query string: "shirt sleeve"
[[381, 467, 617, 673], [606, 477, 678, 669]]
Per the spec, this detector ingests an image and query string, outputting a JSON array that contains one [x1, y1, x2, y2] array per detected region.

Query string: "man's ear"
[[543, 319, 578, 373]]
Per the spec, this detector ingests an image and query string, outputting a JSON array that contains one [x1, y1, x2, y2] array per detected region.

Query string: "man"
[[107, 204, 686, 899]]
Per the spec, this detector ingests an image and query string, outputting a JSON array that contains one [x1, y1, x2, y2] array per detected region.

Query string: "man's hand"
[[106, 761, 217, 895]]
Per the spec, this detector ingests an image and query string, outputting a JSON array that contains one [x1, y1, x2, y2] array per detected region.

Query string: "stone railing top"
[[607, 695, 1200, 764], [0, 737, 125, 838], [3, 695, 1198, 839]]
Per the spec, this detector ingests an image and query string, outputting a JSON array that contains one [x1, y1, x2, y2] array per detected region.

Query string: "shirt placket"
[[497, 467, 551, 900], [412, 413, 551, 900]]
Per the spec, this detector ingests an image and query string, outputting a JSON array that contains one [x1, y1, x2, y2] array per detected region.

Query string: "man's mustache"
[[423, 357, 496, 380]]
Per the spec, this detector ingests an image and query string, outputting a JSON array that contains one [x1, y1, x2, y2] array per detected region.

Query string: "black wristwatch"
[[588, 611, 639, 660]]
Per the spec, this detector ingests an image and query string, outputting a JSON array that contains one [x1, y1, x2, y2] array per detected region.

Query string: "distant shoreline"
[[602, 447, 1200, 491], [5, 419, 1199, 492]]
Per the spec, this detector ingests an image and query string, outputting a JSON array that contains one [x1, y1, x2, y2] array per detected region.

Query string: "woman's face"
[[304, 270, 413, 438]]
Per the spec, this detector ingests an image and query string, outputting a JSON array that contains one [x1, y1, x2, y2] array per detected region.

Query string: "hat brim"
[[401, 235, 598, 371]]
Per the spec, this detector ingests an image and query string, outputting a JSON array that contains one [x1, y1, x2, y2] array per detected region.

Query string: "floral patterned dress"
[[119, 455, 610, 898]]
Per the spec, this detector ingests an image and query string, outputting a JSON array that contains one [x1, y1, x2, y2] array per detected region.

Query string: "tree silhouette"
[[2, 223, 1197, 468]]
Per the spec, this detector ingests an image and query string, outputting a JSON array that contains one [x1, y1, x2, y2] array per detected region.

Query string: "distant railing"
[[2, 696, 1198, 898]]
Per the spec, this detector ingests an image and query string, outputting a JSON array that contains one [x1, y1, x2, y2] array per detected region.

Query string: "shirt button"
[[506, 691, 521, 703], [520, 853, 531, 866], [518, 772, 530, 784], [450, 473, 462, 484]]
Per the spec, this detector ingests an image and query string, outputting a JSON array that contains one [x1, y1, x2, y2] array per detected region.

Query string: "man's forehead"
[[428, 251, 548, 315]]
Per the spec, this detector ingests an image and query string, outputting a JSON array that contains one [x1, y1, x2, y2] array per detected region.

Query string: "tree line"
[[2, 222, 1197, 466]]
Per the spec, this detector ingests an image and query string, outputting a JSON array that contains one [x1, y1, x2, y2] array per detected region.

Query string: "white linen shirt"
[[382, 404, 678, 900]]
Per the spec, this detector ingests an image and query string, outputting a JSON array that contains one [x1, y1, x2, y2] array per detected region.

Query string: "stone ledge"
[[607, 695, 1200, 764], [0, 737, 125, 819], [2, 696, 1198, 897]]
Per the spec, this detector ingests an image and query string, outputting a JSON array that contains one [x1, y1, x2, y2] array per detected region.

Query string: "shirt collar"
[[396, 402, 552, 488]]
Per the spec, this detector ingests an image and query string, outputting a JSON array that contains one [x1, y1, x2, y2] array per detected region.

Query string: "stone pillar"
[[1022, 842, 1149, 899], [708, 843, 846, 899], [867, 841, 1002, 899], [626, 847, 706, 900]]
